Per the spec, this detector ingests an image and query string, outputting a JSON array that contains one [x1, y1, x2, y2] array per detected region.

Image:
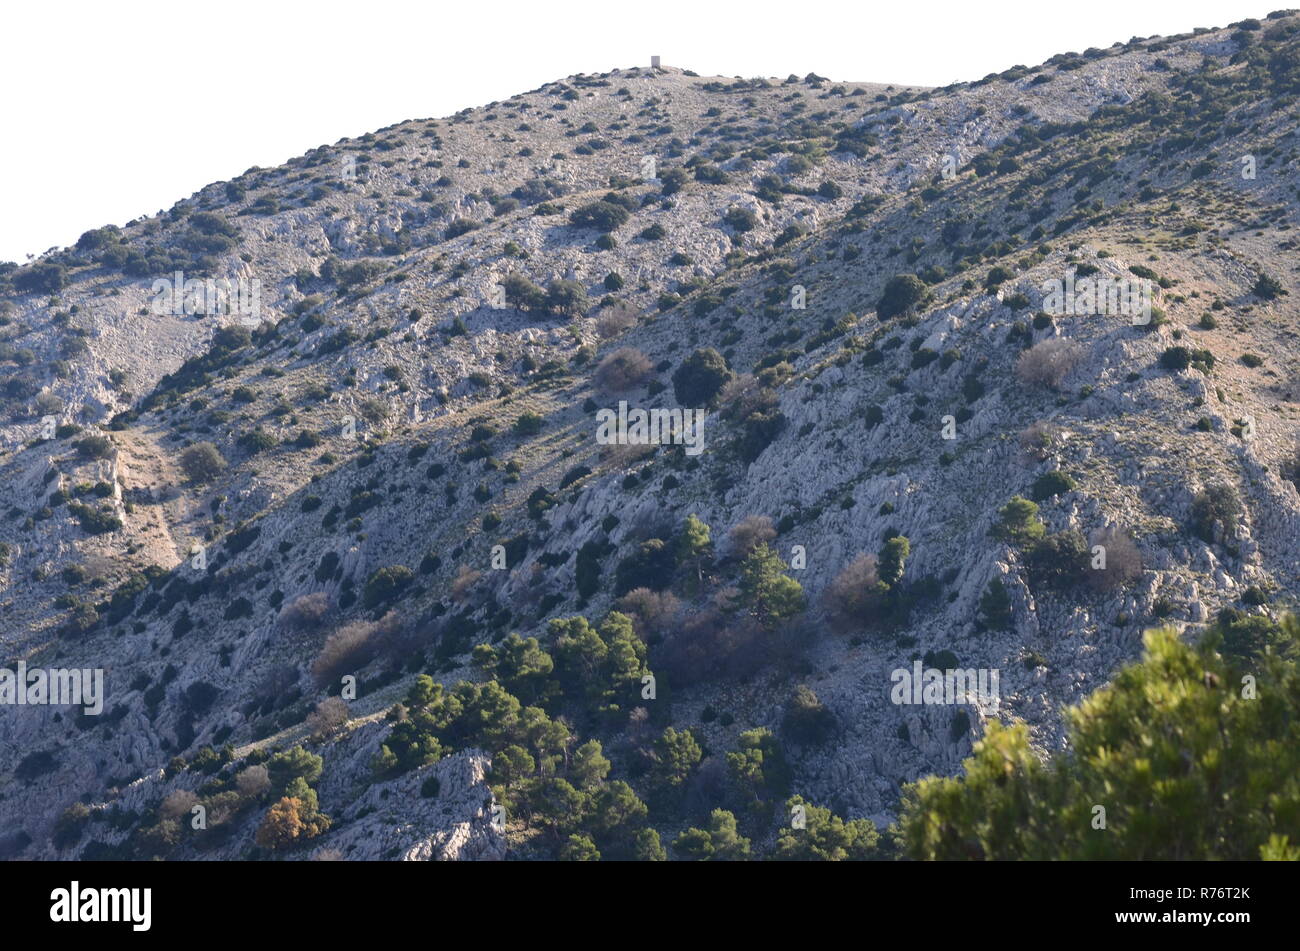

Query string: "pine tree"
[[878, 536, 910, 587], [737, 543, 805, 628], [675, 810, 751, 860], [775, 796, 878, 860], [977, 578, 1013, 631], [899, 617, 1300, 860], [560, 834, 600, 861], [650, 727, 702, 794], [570, 740, 611, 790], [992, 495, 1046, 544], [677, 513, 713, 588]]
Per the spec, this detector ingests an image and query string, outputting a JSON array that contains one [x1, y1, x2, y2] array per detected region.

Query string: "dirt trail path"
[[113, 429, 187, 571]]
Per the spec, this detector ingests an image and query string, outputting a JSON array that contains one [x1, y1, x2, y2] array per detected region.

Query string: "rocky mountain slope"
[[1, 11, 1298, 860]]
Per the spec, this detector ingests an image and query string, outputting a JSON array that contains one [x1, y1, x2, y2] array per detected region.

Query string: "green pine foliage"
[[899, 616, 1300, 860]]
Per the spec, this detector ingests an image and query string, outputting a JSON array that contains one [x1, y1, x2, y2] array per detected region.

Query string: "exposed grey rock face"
[[1, 17, 1298, 859], [321, 745, 504, 862]]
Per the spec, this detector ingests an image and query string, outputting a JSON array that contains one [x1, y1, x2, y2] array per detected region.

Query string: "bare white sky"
[[0, 0, 1276, 263]]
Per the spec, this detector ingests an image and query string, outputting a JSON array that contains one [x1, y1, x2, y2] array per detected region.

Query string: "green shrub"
[[502, 273, 546, 312], [53, 802, 92, 850], [237, 429, 277, 454], [1210, 607, 1288, 662], [985, 266, 1014, 288], [878, 536, 910, 587], [513, 412, 545, 436], [545, 279, 588, 317], [444, 218, 480, 239], [13, 262, 67, 294], [614, 539, 676, 596], [782, 686, 836, 745], [993, 496, 1046, 544], [15, 749, 59, 782], [977, 579, 1013, 631], [723, 207, 759, 233], [1159, 347, 1191, 371], [774, 795, 876, 860], [364, 565, 414, 608], [1252, 272, 1286, 300], [1031, 470, 1075, 501], [1190, 484, 1238, 542], [1024, 530, 1090, 590], [737, 543, 805, 628], [674, 810, 750, 861], [69, 502, 122, 535], [576, 540, 604, 599], [659, 168, 689, 195], [569, 201, 630, 232], [1160, 346, 1214, 373], [74, 435, 114, 459], [671, 348, 732, 407], [180, 442, 227, 483], [876, 274, 931, 320]]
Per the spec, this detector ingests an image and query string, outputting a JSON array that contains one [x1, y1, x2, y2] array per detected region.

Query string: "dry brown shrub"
[[255, 797, 305, 850], [357, 396, 391, 427], [450, 565, 483, 603], [310, 613, 400, 686], [1018, 421, 1060, 462], [255, 797, 330, 851], [822, 553, 888, 633], [1086, 526, 1143, 591], [626, 706, 652, 748], [654, 606, 800, 686], [1015, 337, 1083, 390], [595, 302, 638, 340], [236, 764, 271, 799], [160, 789, 198, 821], [306, 697, 351, 739], [253, 663, 300, 709], [718, 374, 777, 421], [204, 791, 245, 826], [616, 587, 682, 637], [683, 755, 731, 817], [593, 347, 653, 393], [728, 515, 776, 559], [278, 592, 333, 632], [599, 440, 657, 467]]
